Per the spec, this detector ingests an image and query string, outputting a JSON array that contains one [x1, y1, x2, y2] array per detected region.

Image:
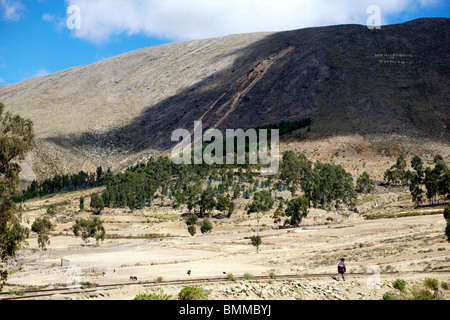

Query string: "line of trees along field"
[[12, 151, 449, 215], [96, 151, 358, 215], [383, 154, 449, 206], [12, 166, 112, 203]]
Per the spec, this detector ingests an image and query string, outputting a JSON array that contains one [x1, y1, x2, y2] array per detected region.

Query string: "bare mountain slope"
[[0, 18, 449, 182]]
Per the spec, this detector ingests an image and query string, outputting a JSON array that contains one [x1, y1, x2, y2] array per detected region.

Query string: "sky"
[[0, 0, 448, 85]]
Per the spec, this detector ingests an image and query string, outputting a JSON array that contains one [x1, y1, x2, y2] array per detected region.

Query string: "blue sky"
[[0, 0, 449, 85]]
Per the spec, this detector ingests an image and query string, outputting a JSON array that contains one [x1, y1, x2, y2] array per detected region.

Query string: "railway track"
[[1, 270, 449, 300]]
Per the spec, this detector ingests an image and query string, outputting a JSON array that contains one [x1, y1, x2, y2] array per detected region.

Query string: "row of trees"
[[384, 154, 449, 206], [12, 166, 111, 203], [95, 150, 358, 218], [279, 151, 357, 209], [99, 155, 261, 214]]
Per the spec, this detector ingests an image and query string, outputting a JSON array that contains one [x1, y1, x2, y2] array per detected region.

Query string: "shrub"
[[381, 283, 444, 300], [200, 219, 213, 234], [441, 282, 449, 290], [79, 196, 85, 211], [185, 215, 198, 226], [356, 172, 376, 194], [154, 276, 163, 284], [408, 286, 443, 300], [243, 273, 254, 280], [188, 225, 196, 237], [424, 278, 439, 291], [269, 272, 276, 280], [393, 279, 406, 292], [90, 193, 105, 215], [382, 291, 398, 300], [226, 273, 237, 281], [178, 286, 211, 300], [134, 289, 171, 300], [46, 204, 58, 216]]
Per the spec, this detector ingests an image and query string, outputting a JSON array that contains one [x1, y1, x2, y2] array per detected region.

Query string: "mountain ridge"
[[0, 18, 449, 182]]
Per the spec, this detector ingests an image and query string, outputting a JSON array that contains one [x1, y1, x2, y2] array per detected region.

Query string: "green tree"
[[423, 155, 448, 206], [284, 196, 309, 228], [444, 204, 450, 242], [31, 217, 54, 250], [90, 193, 105, 215], [384, 155, 409, 186], [185, 215, 198, 226], [198, 186, 216, 216], [248, 190, 274, 242], [251, 235, 262, 254], [272, 201, 285, 227], [0, 102, 34, 291], [356, 172, 376, 194], [311, 162, 356, 209], [185, 214, 198, 236], [247, 190, 275, 215], [200, 219, 213, 234], [72, 217, 105, 246], [188, 225, 196, 237], [411, 155, 424, 179], [96, 166, 103, 183], [280, 151, 313, 196], [79, 196, 85, 211], [216, 194, 232, 217]]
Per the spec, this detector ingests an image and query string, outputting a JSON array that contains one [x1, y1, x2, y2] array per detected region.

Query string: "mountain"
[[0, 18, 449, 182]]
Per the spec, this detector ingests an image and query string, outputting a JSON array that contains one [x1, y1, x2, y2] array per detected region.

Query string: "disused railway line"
[[1, 270, 449, 300]]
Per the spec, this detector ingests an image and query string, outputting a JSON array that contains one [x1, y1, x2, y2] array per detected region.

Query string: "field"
[[3, 183, 449, 300]]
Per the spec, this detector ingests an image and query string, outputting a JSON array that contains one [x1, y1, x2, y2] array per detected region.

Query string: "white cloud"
[[65, 0, 444, 43], [0, 0, 24, 21], [0, 77, 5, 84], [42, 13, 55, 22]]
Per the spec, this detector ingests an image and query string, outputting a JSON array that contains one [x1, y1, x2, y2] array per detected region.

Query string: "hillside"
[[0, 18, 449, 182]]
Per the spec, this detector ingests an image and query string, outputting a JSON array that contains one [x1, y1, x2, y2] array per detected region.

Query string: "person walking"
[[337, 258, 346, 281]]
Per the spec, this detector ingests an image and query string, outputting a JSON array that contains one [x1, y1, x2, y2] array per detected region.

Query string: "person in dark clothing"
[[337, 258, 346, 281]]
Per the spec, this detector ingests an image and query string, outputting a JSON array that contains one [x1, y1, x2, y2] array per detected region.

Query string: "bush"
[[134, 289, 172, 300], [393, 279, 406, 292], [408, 286, 443, 300], [178, 286, 211, 300], [381, 282, 444, 300], [356, 172, 376, 194], [424, 278, 439, 291], [226, 273, 237, 281], [269, 272, 276, 280], [200, 219, 213, 234], [243, 273, 254, 280], [90, 193, 105, 215], [46, 204, 58, 216], [382, 291, 398, 300], [188, 225, 196, 236], [185, 215, 198, 226], [441, 282, 449, 290]]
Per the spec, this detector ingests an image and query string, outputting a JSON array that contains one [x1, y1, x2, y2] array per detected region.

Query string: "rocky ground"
[[3, 185, 449, 300]]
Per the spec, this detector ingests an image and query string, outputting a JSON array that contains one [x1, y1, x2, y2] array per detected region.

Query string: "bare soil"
[[5, 186, 449, 300]]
